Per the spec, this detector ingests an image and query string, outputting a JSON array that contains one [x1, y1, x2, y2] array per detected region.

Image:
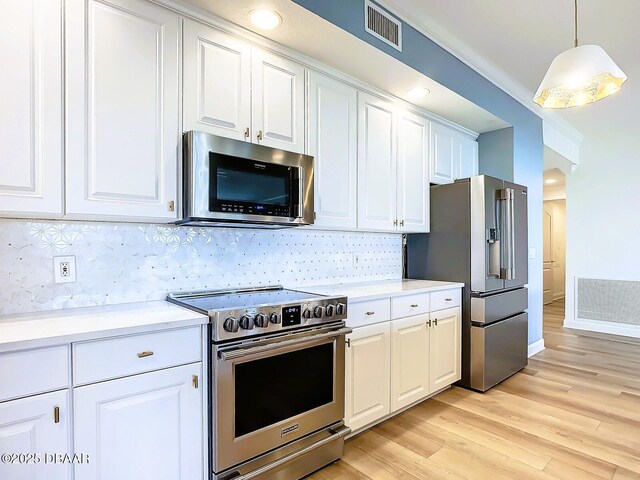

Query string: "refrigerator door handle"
[[509, 189, 516, 279], [498, 188, 515, 280]]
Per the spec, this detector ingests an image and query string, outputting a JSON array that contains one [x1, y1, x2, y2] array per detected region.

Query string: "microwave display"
[[209, 152, 296, 217]]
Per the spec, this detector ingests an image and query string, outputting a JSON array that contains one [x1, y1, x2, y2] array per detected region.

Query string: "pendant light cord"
[[574, 0, 579, 47]]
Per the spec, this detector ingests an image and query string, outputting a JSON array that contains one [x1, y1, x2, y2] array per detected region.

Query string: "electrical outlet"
[[352, 252, 360, 267], [53, 256, 77, 284], [528, 248, 536, 259]]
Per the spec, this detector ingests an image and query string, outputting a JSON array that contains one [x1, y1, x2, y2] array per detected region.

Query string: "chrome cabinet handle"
[[411, 304, 418, 308], [445, 298, 452, 302], [192, 375, 199, 389], [257, 130, 263, 140], [427, 319, 432, 327], [393, 219, 398, 227], [244, 127, 250, 139], [346, 338, 351, 348], [54, 406, 60, 424], [400, 220, 405, 227], [365, 311, 375, 316], [434, 318, 438, 326], [137, 351, 154, 358]]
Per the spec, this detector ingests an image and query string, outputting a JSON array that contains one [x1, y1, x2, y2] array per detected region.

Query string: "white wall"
[[565, 134, 640, 323], [544, 200, 566, 300]]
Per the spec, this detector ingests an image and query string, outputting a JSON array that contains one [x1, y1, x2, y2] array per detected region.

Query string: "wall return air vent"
[[365, 1, 402, 51]]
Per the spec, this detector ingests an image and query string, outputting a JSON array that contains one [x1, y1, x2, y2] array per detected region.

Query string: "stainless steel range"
[[167, 286, 351, 480]]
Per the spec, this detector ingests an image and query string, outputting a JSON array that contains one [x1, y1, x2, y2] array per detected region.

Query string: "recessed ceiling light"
[[545, 179, 557, 185], [407, 87, 430, 99], [248, 9, 282, 30]]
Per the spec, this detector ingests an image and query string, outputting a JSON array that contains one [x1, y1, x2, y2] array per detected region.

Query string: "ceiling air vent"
[[365, 1, 402, 51]]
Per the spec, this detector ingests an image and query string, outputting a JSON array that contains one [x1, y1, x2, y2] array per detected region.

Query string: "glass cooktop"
[[167, 288, 327, 313]]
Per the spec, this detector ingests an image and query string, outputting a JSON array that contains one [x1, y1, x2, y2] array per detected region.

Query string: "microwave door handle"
[[296, 166, 305, 218]]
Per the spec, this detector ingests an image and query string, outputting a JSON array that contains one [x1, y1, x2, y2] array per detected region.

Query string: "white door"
[[357, 93, 397, 231], [397, 111, 430, 233], [0, 0, 63, 218], [183, 20, 251, 141], [252, 48, 305, 153], [0, 390, 70, 480], [74, 364, 203, 480], [430, 123, 455, 185], [454, 135, 478, 180], [344, 322, 390, 431], [307, 72, 358, 229], [543, 204, 554, 305], [390, 314, 430, 412], [429, 307, 461, 392], [65, 0, 180, 221]]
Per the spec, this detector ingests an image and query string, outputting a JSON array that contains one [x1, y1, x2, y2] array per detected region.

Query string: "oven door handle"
[[232, 424, 351, 480], [218, 327, 352, 361]]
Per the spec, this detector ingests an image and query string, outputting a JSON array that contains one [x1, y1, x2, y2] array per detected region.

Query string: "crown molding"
[[375, 0, 584, 145]]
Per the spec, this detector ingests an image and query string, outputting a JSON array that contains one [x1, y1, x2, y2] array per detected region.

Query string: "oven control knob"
[[336, 303, 346, 316], [313, 306, 324, 318], [325, 304, 335, 317], [239, 315, 254, 330], [302, 308, 312, 319], [223, 317, 239, 333], [269, 312, 281, 324], [254, 313, 268, 328]]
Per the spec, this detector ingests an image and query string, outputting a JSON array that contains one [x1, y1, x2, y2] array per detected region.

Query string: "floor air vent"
[[365, 0, 402, 51]]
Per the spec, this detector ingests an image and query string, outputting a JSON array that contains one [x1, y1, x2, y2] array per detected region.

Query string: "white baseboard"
[[528, 338, 545, 357], [564, 318, 640, 338]]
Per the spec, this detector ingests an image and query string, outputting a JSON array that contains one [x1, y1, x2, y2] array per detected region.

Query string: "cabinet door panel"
[[391, 314, 430, 411], [0, 0, 63, 217], [397, 111, 430, 233], [74, 364, 202, 480], [183, 20, 251, 140], [66, 0, 180, 221], [357, 93, 396, 231], [454, 135, 478, 180], [430, 123, 455, 185], [307, 72, 357, 229], [0, 390, 70, 480], [429, 307, 461, 392], [252, 49, 305, 153], [345, 322, 390, 431]]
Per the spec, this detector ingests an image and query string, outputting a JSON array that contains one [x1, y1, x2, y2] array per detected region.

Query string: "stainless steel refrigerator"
[[406, 175, 529, 391]]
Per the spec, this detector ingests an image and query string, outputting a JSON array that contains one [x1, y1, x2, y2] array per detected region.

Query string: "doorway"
[[543, 169, 566, 307]]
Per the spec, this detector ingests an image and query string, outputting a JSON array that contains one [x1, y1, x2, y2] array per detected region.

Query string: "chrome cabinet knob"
[[239, 315, 254, 330], [254, 313, 268, 328], [223, 317, 239, 333]]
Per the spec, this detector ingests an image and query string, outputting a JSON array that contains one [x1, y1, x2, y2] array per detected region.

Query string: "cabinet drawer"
[[391, 293, 430, 318], [430, 289, 461, 311], [346, 299, 391, 328], [0, 345, 69, 402], [73, 327, 201, 385]]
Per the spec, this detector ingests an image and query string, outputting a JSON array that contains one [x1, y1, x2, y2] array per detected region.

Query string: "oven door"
[[212, 324, 350, 473]]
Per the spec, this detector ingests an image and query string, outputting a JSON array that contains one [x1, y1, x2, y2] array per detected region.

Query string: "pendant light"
[[533, 0, 627, 108]]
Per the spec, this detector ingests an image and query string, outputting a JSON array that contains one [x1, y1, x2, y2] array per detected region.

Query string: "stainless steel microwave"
[[179, 131, 314, 228]]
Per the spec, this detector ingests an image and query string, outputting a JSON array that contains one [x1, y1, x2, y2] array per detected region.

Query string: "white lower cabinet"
[[0, 390, 71, 480], [345, 290, 462, 432], [429, 307, 462, 392], [390, 314, 430, 411], [344, 322, 391, 432], [74, 363, 203, 480]]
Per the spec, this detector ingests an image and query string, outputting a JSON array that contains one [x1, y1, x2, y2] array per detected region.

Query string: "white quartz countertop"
[[301, 279, 464, 302], [0, 301, 208, 352]]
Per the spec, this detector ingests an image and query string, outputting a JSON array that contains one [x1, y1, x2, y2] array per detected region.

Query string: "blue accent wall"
[[294, 0, 544, 346], [478, 127, 514, 180]]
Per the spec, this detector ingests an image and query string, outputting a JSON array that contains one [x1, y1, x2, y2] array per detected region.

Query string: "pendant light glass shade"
[[533, 44, 627, 108]]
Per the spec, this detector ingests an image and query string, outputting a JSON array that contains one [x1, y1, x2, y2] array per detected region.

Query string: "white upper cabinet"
[[397, 111, 430, 233], [252, 48, 305, 153], [65, 0, 181, 222], [183, 20, 251, 141], [307, 71, 358, 229], [357, 93, 397, 231], [430, 122, 456, 185], [0, 0, 63, 218], [430, 122, 478, 185], [0, 390, 70, 480], [455, 134, 479, 180], [74, 364, 202, 480]]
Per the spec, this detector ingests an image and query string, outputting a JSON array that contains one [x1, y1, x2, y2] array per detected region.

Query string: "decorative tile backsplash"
[[0, 219, 402, 315]]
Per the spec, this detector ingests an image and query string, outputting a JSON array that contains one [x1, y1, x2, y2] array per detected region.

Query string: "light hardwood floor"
[[310, 300, 640, 479]]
